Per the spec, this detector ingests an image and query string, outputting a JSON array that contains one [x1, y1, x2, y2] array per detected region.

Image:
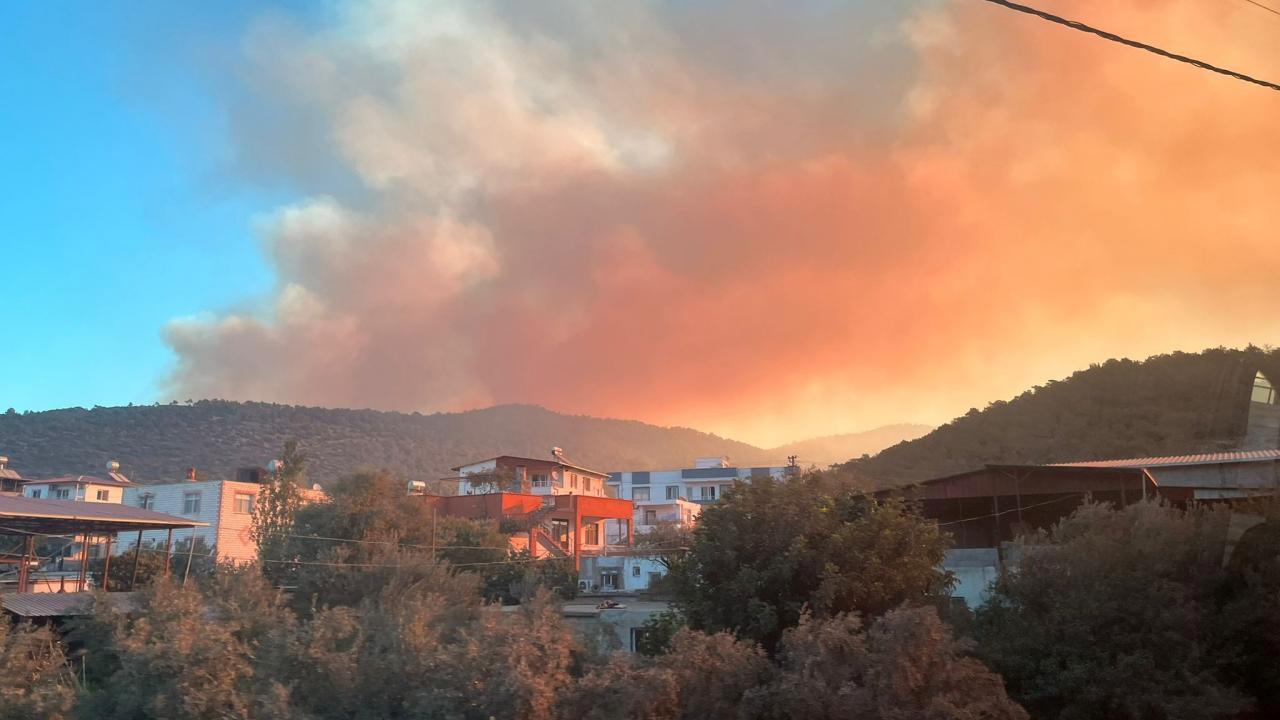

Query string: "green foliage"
[[671, 471, 951, 651], [482, 548, 579, 604], [634, 610, 686, 656], [852, 346, 1280, 485], [253, 439, 307, 585], [740, 607, 1027, 720], [973, 499, 1260, 720], [87, 537, 217, 591]]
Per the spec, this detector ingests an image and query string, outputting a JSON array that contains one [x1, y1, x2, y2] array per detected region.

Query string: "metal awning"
[[1, 591, 138, 618], [0, 495, 207, 535]]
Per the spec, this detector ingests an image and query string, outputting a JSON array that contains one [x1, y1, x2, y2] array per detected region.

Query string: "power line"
[[1239, 0, 1280, 18], [934, 492, 1084, 528], [978, 0, 1280, 92]]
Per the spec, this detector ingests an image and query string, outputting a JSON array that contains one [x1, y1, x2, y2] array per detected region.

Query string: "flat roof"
[[0, 495, 207, 535], [451, 454, 610, 478]]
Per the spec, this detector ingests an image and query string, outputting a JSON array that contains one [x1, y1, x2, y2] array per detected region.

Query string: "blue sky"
[[0, 3, 311, 411]]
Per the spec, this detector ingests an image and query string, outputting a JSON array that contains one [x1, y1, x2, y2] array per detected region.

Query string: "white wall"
[[23, 481, 125, 503], [117, 480, 228, 560]]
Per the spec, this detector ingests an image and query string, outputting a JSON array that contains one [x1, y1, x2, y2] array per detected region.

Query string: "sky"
[[2, 0, 1279, 447]]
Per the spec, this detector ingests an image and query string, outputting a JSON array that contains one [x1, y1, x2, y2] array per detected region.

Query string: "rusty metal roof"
[[0, 495, 207, 535], [1052, 448, 1280, 469], [1, 591, 137, 618]]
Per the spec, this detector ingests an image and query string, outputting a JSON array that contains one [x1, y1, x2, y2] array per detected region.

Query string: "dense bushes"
[[51, 572, 1021, 720], [974, 499, 1280, 719]]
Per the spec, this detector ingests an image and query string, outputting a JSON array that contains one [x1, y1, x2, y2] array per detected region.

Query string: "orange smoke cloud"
[[164, 0, 1280, 446]]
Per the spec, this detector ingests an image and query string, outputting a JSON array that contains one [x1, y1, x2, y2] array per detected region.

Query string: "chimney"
[[185, 467, 198, 482], [551, 447, 564, 460]]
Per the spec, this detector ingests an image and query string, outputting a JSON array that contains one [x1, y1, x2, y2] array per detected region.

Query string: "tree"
[[974, 499, 1250, 720], [253, 439, 307, 584], [671, 472, 951, 651], [740, 607, 1026, 720], [633, 610, 686, 657], [73, 578, 281, 720]]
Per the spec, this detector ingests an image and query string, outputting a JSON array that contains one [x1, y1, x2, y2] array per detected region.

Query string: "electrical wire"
[[933, 492, 1086, 527], [979, 0, 1280, 92], [1239, 0, 1280, 18]]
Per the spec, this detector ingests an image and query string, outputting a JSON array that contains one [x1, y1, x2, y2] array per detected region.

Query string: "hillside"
[[772, 423, 932, 466], [849, 346, 1280, 486], [0, 401, 918, 485]]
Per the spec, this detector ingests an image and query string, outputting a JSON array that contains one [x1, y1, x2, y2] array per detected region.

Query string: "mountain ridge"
[[0, 400, 918, 485]]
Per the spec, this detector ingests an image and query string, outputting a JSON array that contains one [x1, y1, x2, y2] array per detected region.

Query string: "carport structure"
[[0, 495, 207, 593]]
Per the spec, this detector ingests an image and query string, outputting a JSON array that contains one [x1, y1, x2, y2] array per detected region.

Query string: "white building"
[[117, 469, 325, 563], [608, 456, 793, 509], [601, 457, 795, 592], [21, 462, 133, 504]]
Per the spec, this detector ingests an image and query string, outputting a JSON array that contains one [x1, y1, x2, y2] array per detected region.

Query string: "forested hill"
[[0, 402, 792, 485], [848, 346, 1280, 486], [0, 402, 911, 485]]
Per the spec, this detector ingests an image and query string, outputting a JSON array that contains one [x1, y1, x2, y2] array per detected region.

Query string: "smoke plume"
[[164, 0, 1280, 445]]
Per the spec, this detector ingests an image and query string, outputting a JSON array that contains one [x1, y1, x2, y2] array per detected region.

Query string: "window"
[[570, 474, 579, 490], [632, 565, 641, 577], [234, 492, 255, 514], [644, 510, 657, 525], [632, 486, 650, 501], [531, 473, 550, 488], [29, 489, 41, 499], [55, 487, 71, 499], [584, 523, 600, 545], [699, 486, 717, 501], [585, 477, 593, 493], [720, 485, 731, 498], [1253, 372, 1277, 405], [183, 492, 201, 515], [138, 494, 154, 510], [95, 489, 110, 501], [665, 485, 679, 500]]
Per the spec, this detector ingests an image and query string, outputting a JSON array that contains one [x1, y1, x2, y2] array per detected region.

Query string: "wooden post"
[[77, 535, 90, 591], [1014, 470, 1025, 527], [129, 530, 144, 590], [16, 535, 33, 593], [182, 529, 196, 586], [163, 528, 173, 577], [101, 534, 113, 591]]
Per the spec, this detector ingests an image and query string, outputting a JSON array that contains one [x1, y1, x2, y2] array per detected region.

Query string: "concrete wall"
[[1243, 401, 1280, 450], [943, 548, 1000, 609], [22, 481, 124, 503]]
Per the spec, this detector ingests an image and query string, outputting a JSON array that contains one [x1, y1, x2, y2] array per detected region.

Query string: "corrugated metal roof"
[[1052, 448, 1280, 469], [0, 495, 207, 534], [26, 474, 134, 488], [1, 591, 137, 618]]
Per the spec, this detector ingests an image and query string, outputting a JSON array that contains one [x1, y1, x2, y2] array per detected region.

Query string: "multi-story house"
[[450, 448, 614, 498], [606, 453, 788, 509], [603, 457, 794, 591], [117, 467, 326, 563], [20, 461, 134, 503], [421, 449, 636, 589]]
